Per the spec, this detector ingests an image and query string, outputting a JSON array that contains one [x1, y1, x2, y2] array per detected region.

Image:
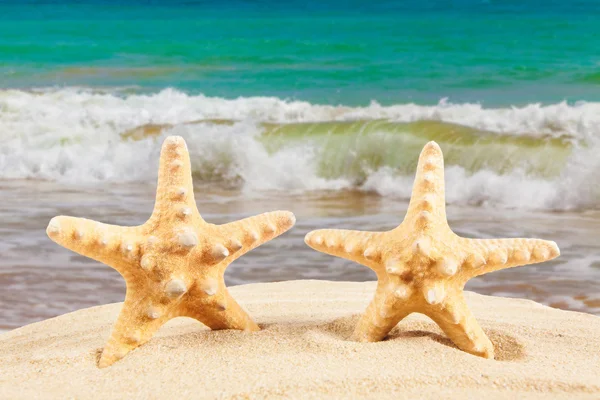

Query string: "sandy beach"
[[1, 280, 599, 399]]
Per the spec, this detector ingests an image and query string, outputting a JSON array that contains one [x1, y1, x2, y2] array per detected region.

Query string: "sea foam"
[[1, 88, 599, 211]]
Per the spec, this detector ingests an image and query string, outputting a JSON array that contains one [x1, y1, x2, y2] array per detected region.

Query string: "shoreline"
[[1, 179, 598, 331], [1, 280, 599, 399]]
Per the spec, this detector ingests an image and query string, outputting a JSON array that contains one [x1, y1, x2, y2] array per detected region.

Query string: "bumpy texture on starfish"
[[47, 136, 295, 368], [304, 141, 560, 359]]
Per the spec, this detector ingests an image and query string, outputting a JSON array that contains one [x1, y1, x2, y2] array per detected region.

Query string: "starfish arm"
[[213, 211, 296, 263], [46, 216, 142, 274], [405, 141, 447, 223], [304, 229, 387, 272], [152, 136, 199, 221], [352, 282, 411, 342], [98, 286, 167, 368], [460, 238, 560, 278], [183, 286, 259, 332], [427, 292, 494, 358]]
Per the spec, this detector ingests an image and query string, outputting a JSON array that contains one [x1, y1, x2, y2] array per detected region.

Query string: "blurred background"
[[1, 0, 599, 331]]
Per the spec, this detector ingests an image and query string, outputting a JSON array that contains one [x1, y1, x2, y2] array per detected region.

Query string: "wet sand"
[[0, 180, 599, 331]]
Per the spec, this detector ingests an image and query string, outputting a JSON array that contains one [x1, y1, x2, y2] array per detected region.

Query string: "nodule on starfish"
[[304, 141, 560, 359], [47, 136, 296, 367]]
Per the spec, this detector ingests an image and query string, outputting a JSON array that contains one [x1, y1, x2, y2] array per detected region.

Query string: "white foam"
[[1, 88, 599, 211]]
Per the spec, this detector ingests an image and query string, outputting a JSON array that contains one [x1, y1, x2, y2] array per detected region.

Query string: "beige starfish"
[[304, 141, 559, 359], [46, 136, 295, 368]]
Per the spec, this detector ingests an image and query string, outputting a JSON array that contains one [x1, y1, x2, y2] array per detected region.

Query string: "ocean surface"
[[1, 0, 600, 330]]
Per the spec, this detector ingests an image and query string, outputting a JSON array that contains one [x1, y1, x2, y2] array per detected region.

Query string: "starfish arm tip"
[[288, 211, 297, 226], [252, 210, 296, 234], [163, 135, 187, 149], [45, 215, 91, 246], [154, 135, 195, 210], [406, 141, 447, 217], [277, 210, 296, 230], [304, 230, 321, 247], [97, 358, 111, 369], [97, 340, 131, 368], [46, 216, 64, 239], [425, 140, 441, 151], [244, 321, 261, 332], [549, 240, 560, 258]]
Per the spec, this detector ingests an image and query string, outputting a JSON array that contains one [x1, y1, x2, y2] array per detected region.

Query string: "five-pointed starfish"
[[304, 141, 560, 359], [47, 136, 296, 368]]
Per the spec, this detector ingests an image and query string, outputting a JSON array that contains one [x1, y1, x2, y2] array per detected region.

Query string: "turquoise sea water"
[[1, 0, 600, 105]]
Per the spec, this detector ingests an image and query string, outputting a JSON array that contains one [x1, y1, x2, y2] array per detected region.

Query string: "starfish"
[[304, 141, 560, 359], [46, 136, 296, 368]]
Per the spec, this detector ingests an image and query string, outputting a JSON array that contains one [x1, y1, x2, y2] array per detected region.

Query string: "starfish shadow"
[[388, 328, 453, 345], [94, 348, 103, 365], [314, 315, 526, 362], [387, 324, 525, 361]]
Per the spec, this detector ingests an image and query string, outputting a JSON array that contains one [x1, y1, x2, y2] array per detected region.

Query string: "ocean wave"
[[1, 87, 599, 210]]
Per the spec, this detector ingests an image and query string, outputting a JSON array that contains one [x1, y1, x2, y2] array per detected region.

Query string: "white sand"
[[1, 280, 599, 399]]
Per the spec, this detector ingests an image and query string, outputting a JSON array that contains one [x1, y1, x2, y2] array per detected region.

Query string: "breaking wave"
[[1, 87, 599, 210]]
